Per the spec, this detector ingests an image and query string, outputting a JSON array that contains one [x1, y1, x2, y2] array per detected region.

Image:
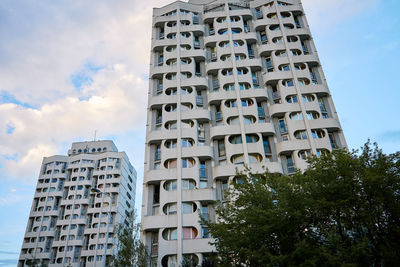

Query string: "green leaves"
[[204, 142, 400, 266], [110, 210, 149, 267]]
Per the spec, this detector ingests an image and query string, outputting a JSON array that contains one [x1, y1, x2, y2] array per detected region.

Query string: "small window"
[[282, 79, 294, 87], [298, 150, 312, 160], [290, 112, 303, 120], [302, 94, 315, 102], [286, 95, 298, 103], [162, 228, 178, 240], [312, 129, 325, 139], [306, 111, 320, 120], [164, 180, 177, 191], [294, 130, 308, 140]]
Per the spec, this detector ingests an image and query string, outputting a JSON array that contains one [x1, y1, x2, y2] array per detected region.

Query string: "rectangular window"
[[218, 140, 226, 157]]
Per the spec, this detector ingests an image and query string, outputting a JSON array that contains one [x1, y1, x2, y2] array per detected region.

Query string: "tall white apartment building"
[[18, 140, 136, 267], [142, 0, 347, 266]]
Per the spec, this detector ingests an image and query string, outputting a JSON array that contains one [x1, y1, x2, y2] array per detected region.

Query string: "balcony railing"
[[272, 91, 280, 100], [199, 167, 207, 178], [196, 95, 203, 106], [155, 151, 161, 161], [193, 16, 199, 24], [215, 112, 222, 121], [257, 107, 265, 119], [213, 80, 219, 90]]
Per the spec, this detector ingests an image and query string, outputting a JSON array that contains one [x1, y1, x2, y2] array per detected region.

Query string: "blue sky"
[[0, 0, 399, 265]]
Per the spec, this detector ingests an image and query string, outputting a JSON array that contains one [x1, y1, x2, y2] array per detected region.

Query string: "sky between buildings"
[[0, 0, 399, 265]]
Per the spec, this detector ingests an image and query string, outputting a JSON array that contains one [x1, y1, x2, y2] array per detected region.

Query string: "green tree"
[[204, 142, 400, 266], [110, 210, 150, 267]]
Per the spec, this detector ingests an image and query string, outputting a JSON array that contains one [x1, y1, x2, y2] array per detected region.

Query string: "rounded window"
[[298, 150, 312, 160], [243, 115, 256, 124], [298, 78, 311, 86], [287, 36, 298, 42], [216, 17, 226, 23], [165, 104, 177, 112], [166, 45, 176, 52], [183, 227, 198, 239], [270, 25, 280, 31], [229, 135, 242, 144], [165, 88, 177, 95], [182, 202, 197, 214], [237, 68, 248, 75], [249, 153, 262, 163], [294, 130, 308, 140], [245, 134, 259, 143], [227, 116, 239, 125], [294, 63, 306, 70], [162, 228, 177, 240], [275, 50, 287, 57], [279, 64, 290, 71], [306, 111, 320, 120], [219, 41, 229, 48], [231, 154, 244, 165], [164, 139, 177, 149], [163, 180, 177, 191], [311, 129, 325, 139], [290, 112, 303, 120], [222, 69, 233, 76], [167, 21, 177, 27], [272, 37, 283, 44], [224, 99, 237, 108], [163, 203, 177, 215]]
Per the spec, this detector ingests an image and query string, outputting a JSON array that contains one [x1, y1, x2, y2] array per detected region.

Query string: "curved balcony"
[[183, 238, 214, 254], [182, 145, 213, 158], [206, 60, 232, 73], [244, 123, 276, 135], [299, 84, 330, 95], [262, 70, 292, 83], [154, 14, 178, 25], [276, 3, 303, 13], [239, 88, 269, 100], [276, 139, 310, 155], [181, 24, 205, 34], [149, 94, 178, 107], [203, 11, 226, 22], [213, 164, 237, 178], [181, 77, 208, 88], [182, 188, 214, 202], [152, 38, 178, 50], [208, 90, 237, 104], [181, 49, 206, 59], [292, 54, 319, 64], [230, 8, 253, 18], [210, 124, 241, 138], [314, 137, 332, 151], [235, 58, 263, 69], [144, 168, 177, 184], [204, 35, 223, 46], [142, 214, 178, 231], [309, 118, 341, 130], [269, 102, 300, 117]]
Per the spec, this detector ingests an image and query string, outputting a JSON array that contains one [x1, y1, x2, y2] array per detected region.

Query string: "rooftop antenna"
[[93, 130, 97, 141]]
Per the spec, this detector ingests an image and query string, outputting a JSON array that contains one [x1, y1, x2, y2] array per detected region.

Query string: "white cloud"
[[0, 0, 174, 182]]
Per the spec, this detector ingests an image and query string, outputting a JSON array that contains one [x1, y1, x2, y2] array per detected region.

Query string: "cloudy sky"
[[0, 0, 399, 265]]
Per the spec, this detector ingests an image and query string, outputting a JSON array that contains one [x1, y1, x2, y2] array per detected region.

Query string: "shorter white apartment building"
[[18, 140, 136, 267]]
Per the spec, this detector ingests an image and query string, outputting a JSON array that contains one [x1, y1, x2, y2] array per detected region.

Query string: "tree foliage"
[[205, 142, 400, 266], [110, 210, 149, 267]]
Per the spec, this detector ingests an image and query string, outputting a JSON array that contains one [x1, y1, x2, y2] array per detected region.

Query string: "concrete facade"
[[142, 0, 347, 266], [18, 140, 136, 267]]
